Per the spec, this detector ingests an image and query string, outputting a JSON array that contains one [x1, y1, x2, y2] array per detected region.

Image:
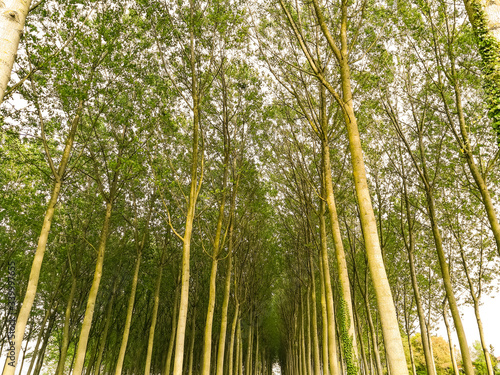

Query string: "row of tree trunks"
[[115, 198, 154, 375], [72, 199, 116, 375], [3, 0, 498, 372], [4, 103, 83, 375], [400, 160, 437, 375], [388, 101, 474, 374], [276, 0, 409, 371]]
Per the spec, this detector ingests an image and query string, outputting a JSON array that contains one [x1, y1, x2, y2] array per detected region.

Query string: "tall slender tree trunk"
[[207, 60, 236, 375], [163, 287, 180, 375], [236, 317, 242, 375], [443, 300, 460, 375], [433, 35, 500, 256], [116, 198, 153, 375], [234, 315, 241, 375], [187, 306, 197, 375], [0, 0, 32, 103], [26, 307, 52, 375], [68, 343, 77, 375], [172, 142, 198, 375], [32, 311, 56, 375], [354, 304, 369, 375], [201, 159, 228, 375], [368, 337, 375, 375], [216, 232, 234, 375], [72, 201, 114, 375], [320, 86, 358, 365], [471, 291, 494, 375], [300, 296, 307, 375], [309, 1, 409, 371], [246, 311, 254, 375], [95, 282, 117, 375], [401, 172, 436, 375], [85, 304, 100, 375], [15, 315, 35, 375], [114, 253, 142, 375], [16, 335, 30, 375], [457, 240, 494, 375], [451, 78, 500, 257], [306, 286, 313, 375], [319, 196, 338, 375], [144, 249, 166, 375], [390, 99, 474, 374], [254, 326, 259, 375], [363, 282, 383, 375], [228, 304, 239, 375], [309, 255, 321, 375], [172, 11, 202, 372], [426, 288, 438, 375], [56, 272, 77, 375], [4, 104, 83, 375], [418, 145, 473, 375], [318, 249, 329, 375], [407, 337, 417, 375], [403, 288, 417, 375], [339, 77, 407, 375]]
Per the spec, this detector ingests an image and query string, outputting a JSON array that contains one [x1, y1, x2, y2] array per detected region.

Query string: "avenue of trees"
[[1, 0, 500, 374]]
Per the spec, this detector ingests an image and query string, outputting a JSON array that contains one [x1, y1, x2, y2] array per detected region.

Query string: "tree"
[[0, 0, 32, 103]]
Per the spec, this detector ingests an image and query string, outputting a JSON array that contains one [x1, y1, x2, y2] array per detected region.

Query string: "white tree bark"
[[0, 0, 31, 103]]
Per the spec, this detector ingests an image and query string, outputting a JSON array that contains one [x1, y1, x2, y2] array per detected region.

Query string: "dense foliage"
[[1, 0, 499, 374]]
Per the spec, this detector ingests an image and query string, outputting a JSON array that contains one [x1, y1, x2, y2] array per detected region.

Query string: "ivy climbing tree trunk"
[[319, 84, 358, 370], [462, 0, 500, 144]]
